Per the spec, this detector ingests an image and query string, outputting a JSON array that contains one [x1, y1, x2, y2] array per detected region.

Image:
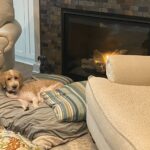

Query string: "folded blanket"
[[0, 91, 87, 149]]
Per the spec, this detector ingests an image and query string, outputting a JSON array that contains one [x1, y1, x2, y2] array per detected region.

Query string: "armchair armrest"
[[0, 20, 22, 53]]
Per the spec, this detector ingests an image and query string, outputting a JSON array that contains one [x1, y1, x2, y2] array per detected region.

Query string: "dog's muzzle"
[[7, 90, 17, 95]]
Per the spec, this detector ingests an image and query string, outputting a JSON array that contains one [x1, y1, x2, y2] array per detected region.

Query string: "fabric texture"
[[51, 133, 97, 150], [106, 55, 150, 85], [0, 126, 96, 150], [0, 0, 21, 71], [0, 91, 87, 149], [0, 127, 40, 150], [86, 76, 150, 150], [86, 77, 134, 150], [0, 0, 14, 27], [41, 81, 87, 122], [87, 108, 111, 150], [32, 73, 73, 85]]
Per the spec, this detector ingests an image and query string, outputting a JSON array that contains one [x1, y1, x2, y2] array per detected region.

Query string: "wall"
[[40, 0, 150, 73]]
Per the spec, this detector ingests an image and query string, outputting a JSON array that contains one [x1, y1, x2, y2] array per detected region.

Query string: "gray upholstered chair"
[[0, 0, 21, 71]]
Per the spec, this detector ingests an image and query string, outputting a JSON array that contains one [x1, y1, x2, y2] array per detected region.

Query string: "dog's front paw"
[[21, 103, 29, 111], [18, 99, 29, 111], [32, 102, 39, 109], [22, 105, 29, 111]]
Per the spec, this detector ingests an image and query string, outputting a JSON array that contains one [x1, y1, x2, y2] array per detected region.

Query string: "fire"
[[94, 49, 127, 64], [81, 49, 128, 74], [93, 51, 112, 64], [102, 53, 111, 63]]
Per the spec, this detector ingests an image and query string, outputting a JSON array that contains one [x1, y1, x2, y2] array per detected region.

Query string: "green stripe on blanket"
[[41, 81, 86, 122]]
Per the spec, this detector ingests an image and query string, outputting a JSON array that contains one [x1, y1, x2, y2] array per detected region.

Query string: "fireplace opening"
[[62, 8, 150, 81]]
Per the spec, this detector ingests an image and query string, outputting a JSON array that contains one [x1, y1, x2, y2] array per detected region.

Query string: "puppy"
[[0, 69, 63, 110]]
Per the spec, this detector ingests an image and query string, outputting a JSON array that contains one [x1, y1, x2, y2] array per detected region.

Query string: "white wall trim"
[[14, 0, 40, 65], [33, 0, 40, 61], [15, 55, 35, 65]]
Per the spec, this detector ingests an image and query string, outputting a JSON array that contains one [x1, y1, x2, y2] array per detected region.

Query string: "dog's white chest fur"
[[20, 91, 39, 102], [18, 90, 42, 109]]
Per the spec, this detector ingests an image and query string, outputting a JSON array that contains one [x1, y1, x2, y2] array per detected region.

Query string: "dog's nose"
[[12, 85, 17, 89]]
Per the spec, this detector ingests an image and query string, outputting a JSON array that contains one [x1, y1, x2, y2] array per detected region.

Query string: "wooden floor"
[[14, 62, 33, 79]]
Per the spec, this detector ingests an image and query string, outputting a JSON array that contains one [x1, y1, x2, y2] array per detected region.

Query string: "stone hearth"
[[40, 0, 150, 74]]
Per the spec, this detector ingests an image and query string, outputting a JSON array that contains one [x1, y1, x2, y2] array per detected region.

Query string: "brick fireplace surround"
[[40, 0, 150, 74]]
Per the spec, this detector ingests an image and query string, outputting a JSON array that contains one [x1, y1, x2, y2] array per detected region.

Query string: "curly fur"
[[0, 69, 63, 110]]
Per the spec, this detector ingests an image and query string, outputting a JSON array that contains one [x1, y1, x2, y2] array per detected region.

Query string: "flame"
[[92, 49, 127, 73], [102, 53, 111, 63], [93, 50, 121, 65]]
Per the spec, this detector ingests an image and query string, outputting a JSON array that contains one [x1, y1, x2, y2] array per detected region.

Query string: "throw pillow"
[[41, 81, 87, 122]]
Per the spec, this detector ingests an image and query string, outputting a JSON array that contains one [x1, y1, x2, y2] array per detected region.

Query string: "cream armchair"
[[0, 0, 21, 71], [86, 55, 150, 150]]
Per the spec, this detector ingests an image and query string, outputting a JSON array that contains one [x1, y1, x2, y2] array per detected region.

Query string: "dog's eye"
[[14, 76, 18, 80], [7, 78, 11, 81]]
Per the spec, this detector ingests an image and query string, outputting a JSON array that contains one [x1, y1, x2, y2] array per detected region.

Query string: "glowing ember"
[[102, 53, 111, 63], [94, 59, 101, 64], [94, 49, 128, 64], [81, 49, 128, 74]]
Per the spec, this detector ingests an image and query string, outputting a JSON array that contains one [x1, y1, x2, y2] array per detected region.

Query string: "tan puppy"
[[0, 69, 63, 110]]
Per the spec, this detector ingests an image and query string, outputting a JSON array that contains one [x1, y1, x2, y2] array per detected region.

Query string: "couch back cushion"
[[106, 55, 150, 85], [0, 0, 14, 27]]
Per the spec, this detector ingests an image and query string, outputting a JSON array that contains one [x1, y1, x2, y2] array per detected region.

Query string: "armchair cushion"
[[106, 55, 150, 85], [0, 20, 21, 53], [0, 0, 22, 71], [0, 0, 14, 27]]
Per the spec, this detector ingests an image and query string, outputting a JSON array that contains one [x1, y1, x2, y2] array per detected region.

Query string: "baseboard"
[[15, 55, 35, 65]]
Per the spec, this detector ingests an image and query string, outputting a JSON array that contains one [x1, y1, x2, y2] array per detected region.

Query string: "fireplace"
[[62, 8, 150, 81]]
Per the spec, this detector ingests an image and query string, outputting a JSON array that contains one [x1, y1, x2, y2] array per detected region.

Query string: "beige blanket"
[[89, 77, 150, 150]]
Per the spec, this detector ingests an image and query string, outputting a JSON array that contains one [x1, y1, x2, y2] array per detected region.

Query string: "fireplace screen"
[[62, 9, 150, 81]]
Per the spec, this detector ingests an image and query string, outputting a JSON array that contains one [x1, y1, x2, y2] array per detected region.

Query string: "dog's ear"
[[0, 72, 6, 89]]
